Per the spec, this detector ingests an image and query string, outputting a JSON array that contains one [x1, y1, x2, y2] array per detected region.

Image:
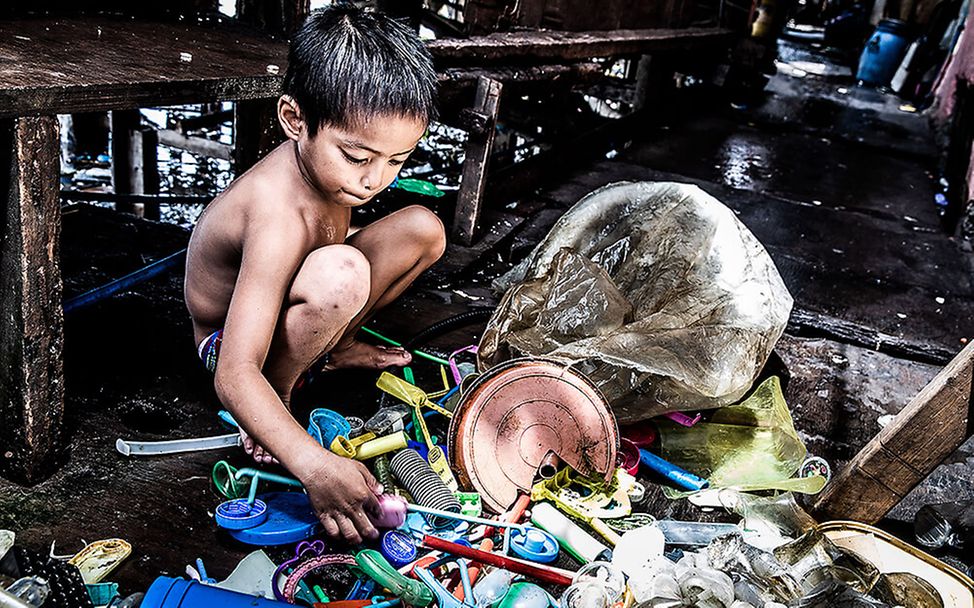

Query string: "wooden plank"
[[452, 77, 503, 245], [788, 307, 956, 366], [158, 129, 233, 161], [60, 191, 211, 206], [438, 63, 601, 123], [0, 17, 287, 118], [0, 115, 64, 484], [428, 27, 735, 64], [810, 340, 974, 523]]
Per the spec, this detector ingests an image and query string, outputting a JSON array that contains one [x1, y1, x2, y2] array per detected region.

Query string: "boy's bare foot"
[[324, 340, 412, 370], [239, 426, 279, 465]]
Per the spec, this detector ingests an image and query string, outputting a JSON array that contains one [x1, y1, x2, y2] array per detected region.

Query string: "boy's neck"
[[288, 140, 343, 211]]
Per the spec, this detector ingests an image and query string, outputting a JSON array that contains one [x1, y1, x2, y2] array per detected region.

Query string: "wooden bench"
[[0, 16, 287, 483], [0, 16, 734, 483]]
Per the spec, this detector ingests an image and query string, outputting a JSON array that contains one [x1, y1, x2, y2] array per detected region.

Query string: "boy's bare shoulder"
[[205, 147, 312, 243]]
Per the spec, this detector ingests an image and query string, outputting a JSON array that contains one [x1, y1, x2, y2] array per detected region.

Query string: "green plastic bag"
[[658, 376, 826, 497]]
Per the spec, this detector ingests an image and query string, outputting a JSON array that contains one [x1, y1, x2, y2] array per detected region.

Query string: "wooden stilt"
[[232, 98, 282, 176], [136, 128, 160, 221], [810, 341, 974, 523], [0, 115, 64, 484], [452, 76, 503, 246], [110, 109, 143, 216]]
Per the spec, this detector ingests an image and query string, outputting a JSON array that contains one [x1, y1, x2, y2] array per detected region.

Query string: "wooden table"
[[0, 16, 287, 483], [0, 15, 734, 483]]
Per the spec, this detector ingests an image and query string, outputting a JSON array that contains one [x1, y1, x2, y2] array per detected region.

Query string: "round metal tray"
[[448, 357, 619, 513]]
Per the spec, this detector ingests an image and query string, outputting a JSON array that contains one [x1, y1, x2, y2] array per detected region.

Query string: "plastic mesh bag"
[[479, 182, 793, 423]]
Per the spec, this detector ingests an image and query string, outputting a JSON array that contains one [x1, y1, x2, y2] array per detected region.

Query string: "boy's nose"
[[362, 166, 384, 191]]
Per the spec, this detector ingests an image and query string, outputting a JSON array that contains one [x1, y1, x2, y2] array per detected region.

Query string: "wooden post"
[[233, 98, 283, 176], [136, 127, 160, 221], [634, 53, 673, 117], [810, 341, 974, 523], [0, 115, 65, 484], [452, 76, 502, 246], [237, 0, 309, 37], [110, 109, 142, 216]]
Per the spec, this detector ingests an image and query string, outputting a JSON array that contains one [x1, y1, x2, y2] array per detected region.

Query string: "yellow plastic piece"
[[658, 376, 827, 497], [376, 372, 458, 491], [68, 539, 132, 584], [531, 468, 632, 522], [354, 431, 408, 461]]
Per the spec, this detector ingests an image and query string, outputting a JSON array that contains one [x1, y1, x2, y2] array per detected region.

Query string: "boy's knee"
[[302, 245, 371, 314], [402, 205, 446, 259]]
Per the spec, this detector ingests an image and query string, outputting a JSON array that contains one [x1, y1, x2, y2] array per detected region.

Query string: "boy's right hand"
[[300, 452, 382, 545]]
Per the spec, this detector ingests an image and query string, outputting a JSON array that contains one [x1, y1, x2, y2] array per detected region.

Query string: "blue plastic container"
[[142, 577, 292, 608], [857, 19, 911, 87]]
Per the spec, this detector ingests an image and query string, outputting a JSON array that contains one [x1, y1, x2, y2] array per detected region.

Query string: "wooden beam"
[[0, 115, 64, 484], [810, 340, 974, 523], [61, 191, 212, 206], [788, 307, 956, 366], [158, 129, 233, 161], [428, 27, 735, 65], [452, 77, 502, 246]]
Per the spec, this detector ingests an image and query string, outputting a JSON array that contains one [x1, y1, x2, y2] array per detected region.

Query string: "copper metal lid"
[[448, 357, 619, 513]]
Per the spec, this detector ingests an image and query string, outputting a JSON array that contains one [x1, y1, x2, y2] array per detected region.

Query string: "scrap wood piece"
[[810, 340, 974, 524], [428, 27, 735, 64], [453, 76, 503, 246]]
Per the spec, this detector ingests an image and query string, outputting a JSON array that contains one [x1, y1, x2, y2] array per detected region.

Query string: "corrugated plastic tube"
[[389, 449, 460, 528]]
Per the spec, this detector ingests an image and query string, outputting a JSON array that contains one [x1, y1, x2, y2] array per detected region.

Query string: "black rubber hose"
[[401, 308, 494, 352]]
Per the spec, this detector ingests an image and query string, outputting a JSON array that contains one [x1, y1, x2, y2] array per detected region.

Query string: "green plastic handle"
[[354, 550, 434, 607]]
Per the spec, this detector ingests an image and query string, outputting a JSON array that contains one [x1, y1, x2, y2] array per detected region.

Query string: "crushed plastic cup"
[[560, 583, 612, 608]]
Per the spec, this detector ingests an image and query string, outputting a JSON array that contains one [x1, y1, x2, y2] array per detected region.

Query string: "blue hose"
[[64, 249, 186, 313]]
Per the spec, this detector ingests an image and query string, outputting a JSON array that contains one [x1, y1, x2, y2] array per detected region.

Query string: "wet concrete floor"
[[2, 37, 973, 594]]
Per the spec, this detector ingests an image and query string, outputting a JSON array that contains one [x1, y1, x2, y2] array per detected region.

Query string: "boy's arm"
[[213, 210, 380, 544]]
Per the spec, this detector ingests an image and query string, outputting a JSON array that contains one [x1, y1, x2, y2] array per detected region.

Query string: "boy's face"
[[292, 111, 427, 207]]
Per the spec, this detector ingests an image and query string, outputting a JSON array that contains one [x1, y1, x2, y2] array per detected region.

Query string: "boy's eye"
[[389, 159, 405, 167], [342, 150, 367, 165]]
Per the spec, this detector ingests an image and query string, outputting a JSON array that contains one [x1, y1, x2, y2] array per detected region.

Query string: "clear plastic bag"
[[480, 182, 793, 423]]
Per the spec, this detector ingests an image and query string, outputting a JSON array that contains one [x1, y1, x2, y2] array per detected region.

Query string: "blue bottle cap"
[[380, 530, 417, 568], [215, 498, 268, 530], [509, 528, 559, 563], [228, 492, 319, 546]]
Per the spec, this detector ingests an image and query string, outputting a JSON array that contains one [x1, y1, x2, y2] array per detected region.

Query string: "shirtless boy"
[[183, 6, 445, 545]]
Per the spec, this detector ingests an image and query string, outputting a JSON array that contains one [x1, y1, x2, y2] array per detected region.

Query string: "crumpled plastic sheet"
[[656, 377, 827, 496], [479, 182, 793, 423]]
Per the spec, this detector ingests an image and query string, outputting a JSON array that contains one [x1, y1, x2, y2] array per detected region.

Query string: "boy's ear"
[[277, 95, 304, 141]]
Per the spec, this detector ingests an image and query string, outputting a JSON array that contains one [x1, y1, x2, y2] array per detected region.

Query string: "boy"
[[183, 5, 445, 545]]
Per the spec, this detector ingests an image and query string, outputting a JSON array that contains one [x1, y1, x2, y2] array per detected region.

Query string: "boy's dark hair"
[[283, 5, 438, 134]]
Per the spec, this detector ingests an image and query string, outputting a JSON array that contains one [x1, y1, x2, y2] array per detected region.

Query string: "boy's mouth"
[[342, 189, 372, 201]]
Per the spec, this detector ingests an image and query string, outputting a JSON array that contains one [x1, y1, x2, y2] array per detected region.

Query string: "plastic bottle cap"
[[510, 528, 559, 563], [215, 498, 268, 530], [228, 492, 319, 546], [380, 530, 418, 568]]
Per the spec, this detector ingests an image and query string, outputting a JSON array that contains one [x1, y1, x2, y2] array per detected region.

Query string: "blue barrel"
[[141, 577, 292, 608], [857, 19, 912, 87]]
